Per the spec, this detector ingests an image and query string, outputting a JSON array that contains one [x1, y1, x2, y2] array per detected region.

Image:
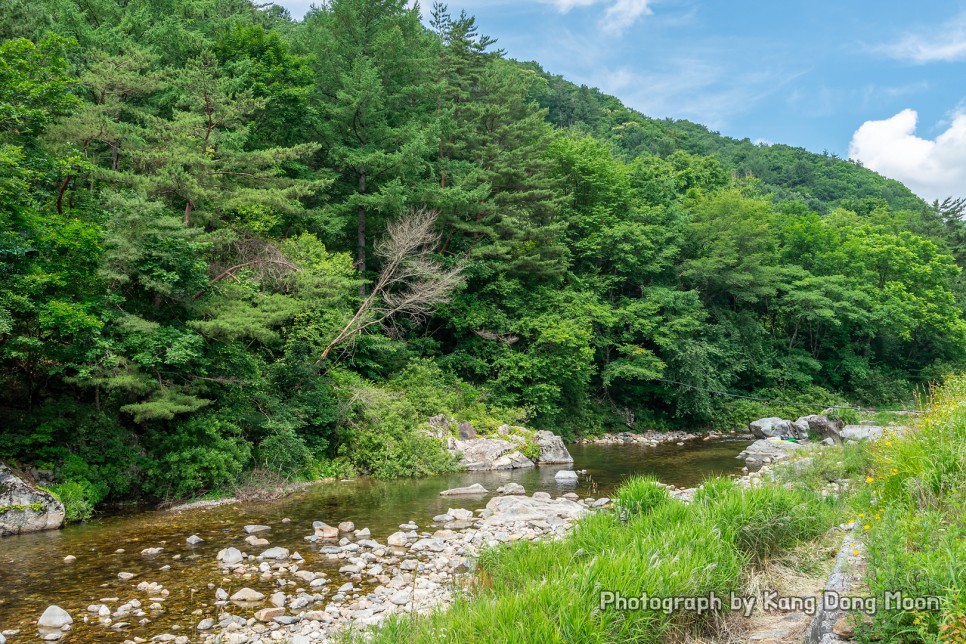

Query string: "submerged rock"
[[554, 470, 578, 482], [439, 484, 488, 496], [0, 466, 65, 537]]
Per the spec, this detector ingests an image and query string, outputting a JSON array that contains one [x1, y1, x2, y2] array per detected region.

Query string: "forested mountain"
[[2, 0, 965, 512]]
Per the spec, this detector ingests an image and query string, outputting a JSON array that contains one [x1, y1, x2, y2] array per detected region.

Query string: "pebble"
[[118, 572, 136, 581], [186, 535, 204, 545]]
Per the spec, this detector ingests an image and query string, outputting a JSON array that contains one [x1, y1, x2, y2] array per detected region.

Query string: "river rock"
[[63, 555, 76, 563], [439, 483, 488, 496], [314, 523, 339, 539], [258, 547, 289, 560], [254, 607, 284, 622], [749, 417, 796, 439], [337, 521, 355, 533], [0, 466, 65, 537], [38, 605, 72, 629], [230, 588, 265, 603], [496, 482, 526, 495], [840, 425, 885, 442], [554, 470, 578, 482], [534, 430, 574, 464], [243, 524, 270, 534], [796, 415, 842, 440], [448, 438, 535, 471], [197, 618, 214, 630], [185, 535, 203, 545], [483, 494, 588, 522], [117, 572, 135, 580], [141, 547, 163, 556], [387, 532, 409, 546], [737, 438, 802, 463], [217, 547, 244, 565]]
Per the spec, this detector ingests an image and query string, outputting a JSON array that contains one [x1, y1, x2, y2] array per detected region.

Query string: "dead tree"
[[317, 209, 463, 364]]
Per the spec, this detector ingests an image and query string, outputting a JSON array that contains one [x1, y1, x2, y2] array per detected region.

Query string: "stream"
[[0, 438, 751, 642]]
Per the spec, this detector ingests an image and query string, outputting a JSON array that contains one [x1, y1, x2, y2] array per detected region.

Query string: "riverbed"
[[0, 438, 750, 642]]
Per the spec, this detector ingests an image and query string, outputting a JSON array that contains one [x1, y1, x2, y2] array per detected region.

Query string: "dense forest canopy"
[[2, 0, 965, 511]]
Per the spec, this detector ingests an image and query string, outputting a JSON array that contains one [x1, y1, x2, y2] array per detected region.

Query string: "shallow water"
[[0, 438, 750, 641]]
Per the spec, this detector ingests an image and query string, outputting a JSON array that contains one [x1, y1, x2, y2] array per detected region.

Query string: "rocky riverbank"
[[573, 429, 739, 446], [20, 481, 608, 644]]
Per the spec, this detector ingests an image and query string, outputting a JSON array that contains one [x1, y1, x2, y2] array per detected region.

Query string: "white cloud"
[[848, 109, 966, 202], [538, 0, 653, 34], [601, 0, 654, 33], [873, 13, 966, 63]]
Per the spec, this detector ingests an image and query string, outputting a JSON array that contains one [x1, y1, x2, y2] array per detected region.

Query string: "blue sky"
[[275, 1, 966, 201]]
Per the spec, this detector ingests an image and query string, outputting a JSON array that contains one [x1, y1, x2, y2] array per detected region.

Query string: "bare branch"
[[318, 209, 464, 364]]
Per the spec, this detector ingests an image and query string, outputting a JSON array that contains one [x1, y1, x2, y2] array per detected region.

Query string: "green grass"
[[367, 473, 843, 643], [848, 376, 966, 643]]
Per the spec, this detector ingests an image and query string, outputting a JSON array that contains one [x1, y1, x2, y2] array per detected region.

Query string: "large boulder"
[[737, 439, 802, 464], [749, 417, 795, 439], [840, 425, 885, 442], [449, 438, 535, 471], [0, 466, 65, 537], [534, 430, 573, 464], [795, 415, 843, 441], [482, 494, 589, 523]]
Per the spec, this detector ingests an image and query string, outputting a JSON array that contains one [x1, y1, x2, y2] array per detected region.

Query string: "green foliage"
[[257, 424, 313, 480], [46, 481, 96, 522], [145, 413, 251, 499], [2, 0, 965, 508]]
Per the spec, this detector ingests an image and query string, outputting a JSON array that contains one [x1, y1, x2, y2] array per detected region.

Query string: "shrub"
[[46, 480, 96, 522], [257, 424, 313, 480], [146, 412, 251, 499]]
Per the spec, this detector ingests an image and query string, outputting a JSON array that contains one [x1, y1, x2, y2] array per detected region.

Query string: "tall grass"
[[367, 474, 841, 643], [852, 375, 966, 643]]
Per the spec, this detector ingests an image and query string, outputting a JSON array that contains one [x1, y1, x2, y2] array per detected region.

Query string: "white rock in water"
[[244, 524, 270, 534], [497, 482, 526, 495], [257, 547, 289, 560], [197, 618, 214, 630], [229, 588, 265, 602], [63, 555, 76, 563], [439, 483, 488, 496], [218, 547, 244, 564], [554, 470, 578, 481], [38, 605, 72, 629], [117, 572, 135, 580], [186, 535, 203, 545], [386, 532, 409, 547], [338, 521, 355, 532]]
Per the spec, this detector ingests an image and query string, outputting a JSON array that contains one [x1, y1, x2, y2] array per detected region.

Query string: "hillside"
[[1, 0, 965, 512], [523, 62, 927, 214]]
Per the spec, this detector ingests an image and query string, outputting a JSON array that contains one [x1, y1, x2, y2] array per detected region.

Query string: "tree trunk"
[[357, 171, 367, 297], [184, 199, 194, 227]]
